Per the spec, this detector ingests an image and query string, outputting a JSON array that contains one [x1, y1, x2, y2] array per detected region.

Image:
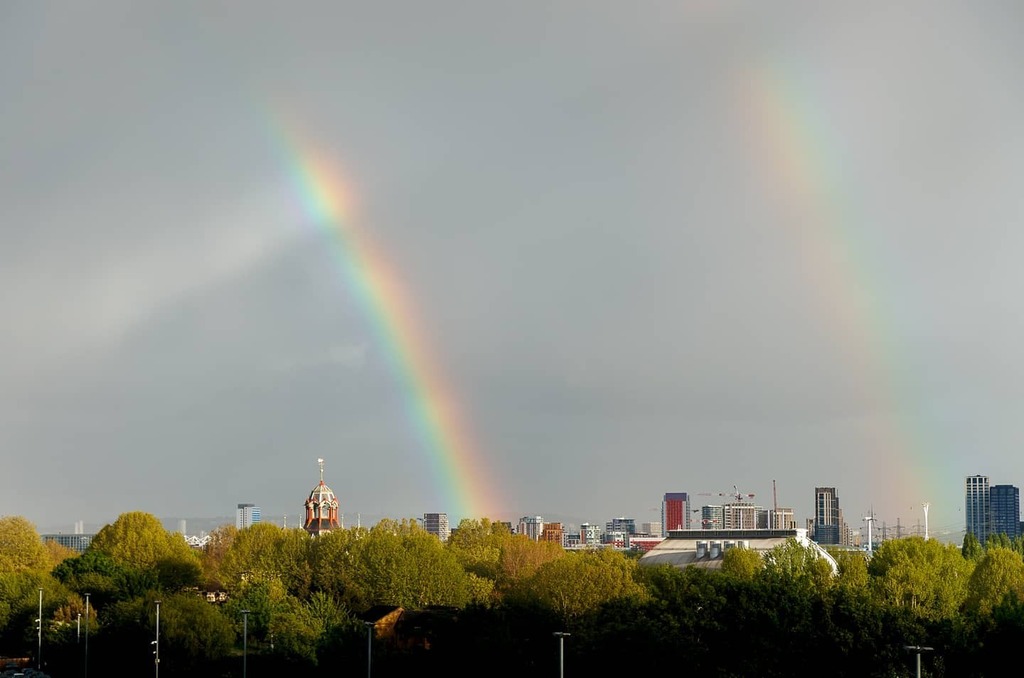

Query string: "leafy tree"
[[447, 518, 510, 580], [966, 546, 1024, 615], [157, 592, 236, 671], [198, 523, 236, 590], [988, 532, 1012, 550], [495, 534, 564, 593], [223, 579, 291, 642], [720, 546, 764, 581], [42, 540, 78, 570], [832, 549, 869, 589], [344, 520, 475, 609], [89, 511, 198, 571], [869, 536, 972, 620], [219, 523, 311, 596], [518, 548, 648, 621], [962, 532, 982, 560], [760, 538, 834, 593], [0, 516, 50, 573], [309, 527, 359, 599]]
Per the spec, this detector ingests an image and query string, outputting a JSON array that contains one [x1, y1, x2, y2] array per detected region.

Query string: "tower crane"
[[699, 485, 755, 503]]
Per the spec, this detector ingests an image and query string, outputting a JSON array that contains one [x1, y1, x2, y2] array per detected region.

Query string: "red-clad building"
[[662, 492, 690, 534]]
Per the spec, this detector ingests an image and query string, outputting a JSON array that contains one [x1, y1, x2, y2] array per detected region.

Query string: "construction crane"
[[699, 485, 755, 503]]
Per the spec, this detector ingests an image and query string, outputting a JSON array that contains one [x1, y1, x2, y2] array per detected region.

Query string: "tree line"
[[0, 512, 1022, 677]]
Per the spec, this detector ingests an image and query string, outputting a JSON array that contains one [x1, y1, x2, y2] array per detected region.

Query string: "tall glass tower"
[[965, 475, 991, 544], [991, 484, 1020, 540]]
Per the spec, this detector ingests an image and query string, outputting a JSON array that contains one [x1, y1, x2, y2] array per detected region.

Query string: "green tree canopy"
[[343, 520, 475, 609], [519, 548, 648, 621], [446, 518, 510, 581], [720, 546, 764, 581], [868, 536, 972, 620], [219, 523, 311, 594], [0, 516, 49, 573], [966, 546, 1024, 615], [89, 511, 198, 571], [760, 539, 835, 593]]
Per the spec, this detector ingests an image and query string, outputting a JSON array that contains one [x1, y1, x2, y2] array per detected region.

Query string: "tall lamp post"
[[364, 621, 375, 678], [153, 600, 161, 678], [553, 632, 570, 678], [904, 645, 933, 678], [241, 610, 250, 678], [37, 588, 43, 670], [84, 593, 90, 678]]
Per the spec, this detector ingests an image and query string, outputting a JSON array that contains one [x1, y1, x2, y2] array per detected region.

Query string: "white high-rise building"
[[423, 513, 451, 542], [237, 503, 261, 530], [965, 475, 991, 544], [519, 516, 544, 541]]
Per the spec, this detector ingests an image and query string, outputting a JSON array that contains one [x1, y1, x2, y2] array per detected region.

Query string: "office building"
[[606, 517, 637, 536], [40, 533, 94, 553], [518, 516, 544, 541], [423, 513, 451, 542], [723, 502, 759, 530], [991, 484, 1020, 540], [662, 492, 690, 534], [698, 505, 724, 530], [965, 475, 991, 544], [540, 522, 564, 546], [813, 487, 841, 545], [580, 522, 602, 547], [236, 504, 261, 530], [641, 521, 663, 536]]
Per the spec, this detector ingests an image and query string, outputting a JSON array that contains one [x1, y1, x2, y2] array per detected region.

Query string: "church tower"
[[304, 458, 341, 536]]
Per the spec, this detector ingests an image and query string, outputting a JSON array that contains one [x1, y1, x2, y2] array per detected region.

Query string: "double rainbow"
[[273, 125, 503, 524]]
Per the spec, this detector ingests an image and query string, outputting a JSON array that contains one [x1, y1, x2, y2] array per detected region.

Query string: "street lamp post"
[[364, 621, 375, 678], [37, 588, 43, 670], [153, 600, 161, 678], [241, 610, 250, 678], [903, 645, 934, 678], [553, 632, 570, 678], [84, 593, 90, 678]]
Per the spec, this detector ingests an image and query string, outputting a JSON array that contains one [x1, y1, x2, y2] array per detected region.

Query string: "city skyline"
[[4, 3, 1024, 540]]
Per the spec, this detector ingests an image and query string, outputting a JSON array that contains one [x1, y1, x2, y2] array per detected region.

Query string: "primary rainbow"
[[272, 124, 503, 524], [736, 60, 947, 533]]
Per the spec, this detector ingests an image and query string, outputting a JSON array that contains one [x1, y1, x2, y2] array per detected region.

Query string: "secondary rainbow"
[[736, 60, 945, 531], [272, 125, 503, 523]]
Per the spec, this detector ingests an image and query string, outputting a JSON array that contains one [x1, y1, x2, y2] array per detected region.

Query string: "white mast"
[[922, 502, 930, 540], [864, 510, 875, 554]]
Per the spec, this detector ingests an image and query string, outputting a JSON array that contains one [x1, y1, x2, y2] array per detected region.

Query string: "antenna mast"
[[922, 502, 930, 540], [772, 479, 778, 529], [864, 509, 875, 554]]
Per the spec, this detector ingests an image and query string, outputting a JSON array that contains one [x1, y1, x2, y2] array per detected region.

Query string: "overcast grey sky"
[[3, 2, 1023, 540]]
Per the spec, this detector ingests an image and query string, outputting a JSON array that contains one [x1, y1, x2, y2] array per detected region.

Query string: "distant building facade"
[[580, 522, 602, 547], [641, 521, 663, 536], [423, 513, 451, 542], [518, 516, 544, 541], [540, 522, 564, 546], [813, 487, 842, 545], [723, 503, 758, 530], [40, 533, 94, 553], [965, 475, 991, 544], [236, 503, 261, 530], [991, 484, 1020, 540], [662, 492, 690, 534], [699, 505, 724, 530]]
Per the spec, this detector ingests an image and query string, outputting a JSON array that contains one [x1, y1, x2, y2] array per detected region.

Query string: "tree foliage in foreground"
[[9, 511, 1024, 676]]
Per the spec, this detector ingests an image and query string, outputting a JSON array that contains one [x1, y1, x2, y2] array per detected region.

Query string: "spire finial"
[[317, 457, 324, 482]]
